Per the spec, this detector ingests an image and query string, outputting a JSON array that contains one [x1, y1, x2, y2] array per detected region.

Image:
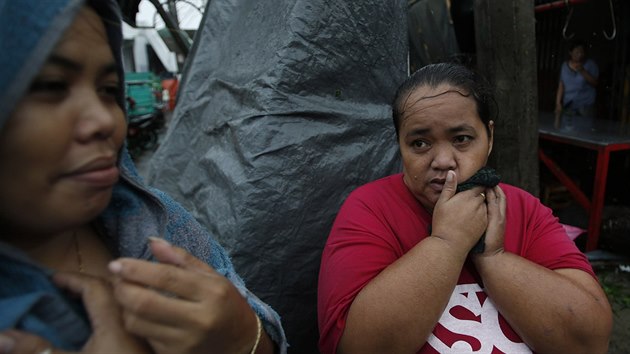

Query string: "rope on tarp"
[[534, 0, 589, 14]]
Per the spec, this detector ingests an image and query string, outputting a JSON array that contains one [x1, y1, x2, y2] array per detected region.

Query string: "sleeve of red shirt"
[[317, 186, 402, 354], [502, 184, 596, 278]]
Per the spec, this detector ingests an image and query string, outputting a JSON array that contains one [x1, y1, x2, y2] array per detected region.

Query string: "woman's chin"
[[417, 194, 438, 213], [62, 189, 114, 225]]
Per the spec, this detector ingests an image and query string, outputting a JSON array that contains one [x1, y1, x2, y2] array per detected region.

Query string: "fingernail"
[[446, 171, 454, 182], [108, 260, 123, 274], [148, 236, 170, 246], [0, 334, 15, 353]]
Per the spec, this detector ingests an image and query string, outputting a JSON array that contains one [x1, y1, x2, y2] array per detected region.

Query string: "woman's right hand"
[[53, 272, 151, 353], [108, 240, 271, 354], [430, 170, 488, 255], [0, 273, 151, 354]]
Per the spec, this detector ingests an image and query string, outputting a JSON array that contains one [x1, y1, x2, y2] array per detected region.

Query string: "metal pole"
[[148, 0, 190, 56]]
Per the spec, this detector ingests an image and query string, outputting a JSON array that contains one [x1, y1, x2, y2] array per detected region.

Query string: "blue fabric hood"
[[0, 0, 126, 129]]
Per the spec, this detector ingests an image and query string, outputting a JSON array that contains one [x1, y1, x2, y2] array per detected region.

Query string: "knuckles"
[[119, 285, 156, 316], [152, 266, 181, 288]]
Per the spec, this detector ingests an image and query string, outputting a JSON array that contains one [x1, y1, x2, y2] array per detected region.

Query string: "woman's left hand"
[[476, 185, 506, 257], [0, 271, 152, 354], [108, 239, 262, 354]]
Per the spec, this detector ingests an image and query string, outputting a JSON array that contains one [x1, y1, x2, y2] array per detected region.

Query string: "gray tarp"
[[147, 1, 407, 352], [408, 0, 461, 68]]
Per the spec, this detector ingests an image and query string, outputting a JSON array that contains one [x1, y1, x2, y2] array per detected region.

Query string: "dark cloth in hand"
[[456, 166, 501, 253]]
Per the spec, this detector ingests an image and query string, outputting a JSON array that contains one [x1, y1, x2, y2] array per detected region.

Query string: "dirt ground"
[[593, 263, 630, 353], [583, 219, 630, 354]]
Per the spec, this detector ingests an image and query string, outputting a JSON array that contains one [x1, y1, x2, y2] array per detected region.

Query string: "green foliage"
[[598, 266, 630, 314]]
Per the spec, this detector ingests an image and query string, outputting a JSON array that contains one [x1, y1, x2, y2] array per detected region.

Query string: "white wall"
[[122, 22, 178, 73]]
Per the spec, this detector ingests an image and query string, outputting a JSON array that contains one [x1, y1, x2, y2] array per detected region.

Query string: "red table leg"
[[538, 149, 591, 211], [585, 148, 611, 251]]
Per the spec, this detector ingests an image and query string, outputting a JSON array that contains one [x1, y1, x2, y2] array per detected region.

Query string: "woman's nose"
[[430, 145, 456, 170], [76, 92, 118, 142]]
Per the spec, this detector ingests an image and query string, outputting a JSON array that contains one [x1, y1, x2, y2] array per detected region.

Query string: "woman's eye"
[[454, 135, 473, 145], [29, 81, 69, 94], [412, 140, 429, 150], [98, 84, 120, 99]]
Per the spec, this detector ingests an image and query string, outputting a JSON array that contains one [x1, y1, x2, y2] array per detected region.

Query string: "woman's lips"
[[66, 161, 120, 188], [429, 178, 446, 193], [71, 165, 119, 187]]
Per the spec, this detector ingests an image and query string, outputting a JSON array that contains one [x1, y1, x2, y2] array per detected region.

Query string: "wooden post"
[[474, 0, 539, 196]]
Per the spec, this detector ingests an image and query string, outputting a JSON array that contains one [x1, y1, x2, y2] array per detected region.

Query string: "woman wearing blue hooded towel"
[[0, 1, 287, 353]]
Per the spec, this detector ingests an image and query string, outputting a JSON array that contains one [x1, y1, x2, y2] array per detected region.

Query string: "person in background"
[[318, 63, 612, 353], [555, 39, 599, 117], [0, 1, 287, 353]]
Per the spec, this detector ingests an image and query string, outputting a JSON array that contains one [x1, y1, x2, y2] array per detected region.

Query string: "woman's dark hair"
[[568, 39, 587, 52], [392, 62, 496, 138], [88, 0, 126, 112]]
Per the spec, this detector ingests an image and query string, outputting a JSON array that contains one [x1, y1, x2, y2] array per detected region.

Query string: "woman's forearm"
[[473, 252, 612, 354], [339, 236, 468, 354], [580, 69, 598, 87], [555, 81, 564, 109]]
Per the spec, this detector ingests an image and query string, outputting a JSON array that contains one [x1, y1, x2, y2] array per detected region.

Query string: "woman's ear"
[[487, 120, 494, 157]]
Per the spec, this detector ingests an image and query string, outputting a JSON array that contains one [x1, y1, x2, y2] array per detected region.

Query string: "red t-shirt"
[[318, 174, 595, 354]]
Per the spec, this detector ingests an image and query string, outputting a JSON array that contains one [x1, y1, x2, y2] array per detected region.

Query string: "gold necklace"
[[73, 231, 84, 273]]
